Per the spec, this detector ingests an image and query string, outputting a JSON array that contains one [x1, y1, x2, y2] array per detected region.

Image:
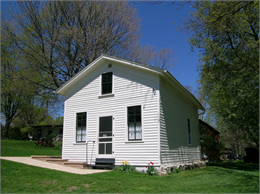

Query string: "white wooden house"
[[55, 54, 204, 170]]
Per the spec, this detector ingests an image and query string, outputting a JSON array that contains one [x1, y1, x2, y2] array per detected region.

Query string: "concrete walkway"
[[0, 157, 110, 175]]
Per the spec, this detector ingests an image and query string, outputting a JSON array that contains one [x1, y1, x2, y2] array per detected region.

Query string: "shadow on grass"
[[206, 161, 259, 172]]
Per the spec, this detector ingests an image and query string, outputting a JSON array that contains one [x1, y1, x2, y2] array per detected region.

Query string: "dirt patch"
[[83, 184, 89, 188], [66, 186, 79, 192]]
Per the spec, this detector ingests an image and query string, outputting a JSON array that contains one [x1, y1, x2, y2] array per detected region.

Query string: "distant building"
[[199, 119, 221, 161], [32, 125, 63, 139]]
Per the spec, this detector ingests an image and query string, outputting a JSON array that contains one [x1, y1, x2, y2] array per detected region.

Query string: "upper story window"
[[76, 112, 86, 142], [187, 119, 191, 144], [128, 105, 142, 140], [101, 72, 113, 95]]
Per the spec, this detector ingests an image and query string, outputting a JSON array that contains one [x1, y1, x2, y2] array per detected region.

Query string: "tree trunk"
[[3, 122, 11, 139]]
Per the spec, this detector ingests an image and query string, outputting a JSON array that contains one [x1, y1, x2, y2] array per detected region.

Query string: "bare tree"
[[147, 0, 191, 11], [2, 1, 141, 90], [126, 44, 177, 69]]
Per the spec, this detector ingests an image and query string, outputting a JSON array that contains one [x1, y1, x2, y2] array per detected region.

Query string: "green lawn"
[[1, 140, 259, 193], [1, 139, 62, 156]]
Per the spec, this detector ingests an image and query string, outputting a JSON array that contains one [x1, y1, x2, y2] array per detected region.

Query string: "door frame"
[[96, 113, 115, 158]]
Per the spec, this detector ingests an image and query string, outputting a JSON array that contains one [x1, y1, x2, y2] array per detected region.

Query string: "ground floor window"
[[128, 105, 142, 140], [188, 119, 191, 144], [76, 112, 86, 142]]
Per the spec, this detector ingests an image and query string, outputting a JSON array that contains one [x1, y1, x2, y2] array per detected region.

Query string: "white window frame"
[[100, 71, 114, 96], [75, 112, 87, 143], [125, 104, 144, 142]]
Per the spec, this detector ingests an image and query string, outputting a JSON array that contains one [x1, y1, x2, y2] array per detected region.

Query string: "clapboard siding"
[[62, 61, 160, 166], [160, 76, 201, 166]]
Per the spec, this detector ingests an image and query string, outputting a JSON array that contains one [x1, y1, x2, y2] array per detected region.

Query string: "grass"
[[1, 139, 62, 156], [1, 160, 259, 193], [1, 140, 259, 193]]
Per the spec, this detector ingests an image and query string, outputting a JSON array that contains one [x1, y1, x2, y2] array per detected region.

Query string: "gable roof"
[[199, 119, 220, 135], [55, 54, 204, 111]]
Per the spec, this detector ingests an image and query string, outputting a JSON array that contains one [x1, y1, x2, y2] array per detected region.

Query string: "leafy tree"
[[184, 85, 216, 126], [1, 34, 26, 138], [20, 126, 34, 139], [1, 26, 60, 138], [39, 116, 55, 126], [55, 116, 64, 125], [219, 129, 245, 155], [182, 1, 259, 147], [13, 95, 59, 128]]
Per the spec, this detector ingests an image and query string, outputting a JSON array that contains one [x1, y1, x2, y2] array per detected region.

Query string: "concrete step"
[[31, 155, 109, 170], [31, 156, 62, 161], [46, 159, 69, 165], [64, 162, 88, 169]]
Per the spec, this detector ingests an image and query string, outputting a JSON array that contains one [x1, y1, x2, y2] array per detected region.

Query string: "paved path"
[[0, 157, 110, 175]]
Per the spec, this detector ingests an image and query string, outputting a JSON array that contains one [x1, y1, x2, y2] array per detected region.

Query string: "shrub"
[[174, 167, 181, 174], [21, 127, 34, 138], [1, 126, 27, 140], [56, 142, 62, 147], [234, 159, 244, 163], [47, 134, 56, 140], [146, 162, 157, 175], [114, 160, 136, 173], [10, 127, 27, 140]]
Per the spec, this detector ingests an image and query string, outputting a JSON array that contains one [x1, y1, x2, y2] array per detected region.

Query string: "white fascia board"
[[55, 54, 164, 95], [163, 70, 205, 111], [102, 55, 164, 74]]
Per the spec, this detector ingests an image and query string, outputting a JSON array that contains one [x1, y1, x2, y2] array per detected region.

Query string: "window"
[[76, 112, 86, 142], [187, 119, 191, 144], [101, 72, 112, 95], [128, 106, 142, 140]]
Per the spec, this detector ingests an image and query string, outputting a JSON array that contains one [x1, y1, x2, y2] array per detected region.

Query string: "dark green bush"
[[1, 126, 27, 140]]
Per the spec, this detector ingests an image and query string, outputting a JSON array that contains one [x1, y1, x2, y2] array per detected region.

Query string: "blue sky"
[[132, 1, 200, 91], [1, 1, 200, 91], [1, 1, 201, 119]]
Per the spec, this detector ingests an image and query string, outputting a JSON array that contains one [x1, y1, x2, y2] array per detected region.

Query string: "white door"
[[97, 116, 114, 158]]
